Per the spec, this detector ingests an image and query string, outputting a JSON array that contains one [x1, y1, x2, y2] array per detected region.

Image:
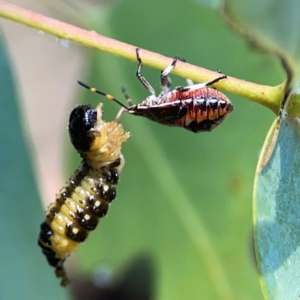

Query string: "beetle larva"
[[38, 102, 130, 286]]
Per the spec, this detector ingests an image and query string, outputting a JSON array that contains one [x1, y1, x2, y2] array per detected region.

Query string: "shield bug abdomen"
[[169, 87, 234, 132]]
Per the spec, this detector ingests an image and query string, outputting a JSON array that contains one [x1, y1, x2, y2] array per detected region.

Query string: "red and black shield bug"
[[78, 48, 234, 133]]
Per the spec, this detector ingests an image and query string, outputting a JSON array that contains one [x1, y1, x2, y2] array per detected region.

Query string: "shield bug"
[[38, 102, 130, 286], [78, 48, 233, 133]]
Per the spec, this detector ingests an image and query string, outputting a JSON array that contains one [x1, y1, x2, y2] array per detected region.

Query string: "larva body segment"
[[38, 103, 130, 286]]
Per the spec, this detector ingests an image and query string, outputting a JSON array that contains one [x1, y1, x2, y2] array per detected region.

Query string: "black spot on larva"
[[69, 105, 97, 152], [65, 185, 74, 194], [109, 157, 121, 168], [87, 195, 109, 218], [110, 170, 119, 184], [47, 205, 60, 219], [56, 192, 68, 205], [40, 244, 56, 257], [65, 223, 88, 242], [101, 169, 112, 182], [70, 180, 77, 188], [108, 187, 117, 201], [103, 170, 111, 183], [39, 222, 53, 245], [47, 256, 62, 267], [101, 169, 119, 184], [55, 167, 87, 206], [103, 187, 117, 202], [38, 239, 49, 251], [97, 185, 117, 202], [75, 207, 99, 231], [56, 191, 71, 207]]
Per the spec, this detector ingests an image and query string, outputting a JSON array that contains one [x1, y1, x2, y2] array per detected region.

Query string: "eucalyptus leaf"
[[226, 0, 300, 64], [254, 116, 300, 300], [0, 37, 68, 299], [222, 0, 300, 95]]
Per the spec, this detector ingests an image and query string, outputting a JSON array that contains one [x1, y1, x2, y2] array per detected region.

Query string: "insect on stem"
[[78, 48, 234, 133], [77, 80, 128, 109]]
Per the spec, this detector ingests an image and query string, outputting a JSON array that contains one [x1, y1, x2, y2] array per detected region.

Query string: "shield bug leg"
[[205, 74, 227, 87], [121, 84, 134, 106], [115, 107, 128, 122], [160, 56, 179, 93], [160, 70, 173, 94], [113, 84, 134, 122], [186, 79, 194, 86], [180, 74, 228, 92], [185, 71, 225, 88], [136, 48, 156, 96], [160, 56, 186, 94]]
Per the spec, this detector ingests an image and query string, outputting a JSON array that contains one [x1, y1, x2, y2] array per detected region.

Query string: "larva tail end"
[[55, 261, 70, 287]]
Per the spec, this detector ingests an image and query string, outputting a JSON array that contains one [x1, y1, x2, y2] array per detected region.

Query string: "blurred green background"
[[0, 0, 284, 299]]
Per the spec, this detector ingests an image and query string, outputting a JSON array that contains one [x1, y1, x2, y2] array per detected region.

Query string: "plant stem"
[[0, 1, 284, 114]]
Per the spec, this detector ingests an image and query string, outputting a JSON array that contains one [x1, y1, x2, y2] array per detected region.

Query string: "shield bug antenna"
[[77, 80, 131, 122], [78, 47, 234, 133], [77, 81, 129, 110]]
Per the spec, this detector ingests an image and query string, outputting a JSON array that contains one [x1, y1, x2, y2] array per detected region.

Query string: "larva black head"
[[69, 105, 97, 152]]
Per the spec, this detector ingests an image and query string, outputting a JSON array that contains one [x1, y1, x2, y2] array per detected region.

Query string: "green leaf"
[[254, 116, 300, 299], [226, 0, 300, 62], [222, 0, 300, 98], [0, 37, 68, 299]]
